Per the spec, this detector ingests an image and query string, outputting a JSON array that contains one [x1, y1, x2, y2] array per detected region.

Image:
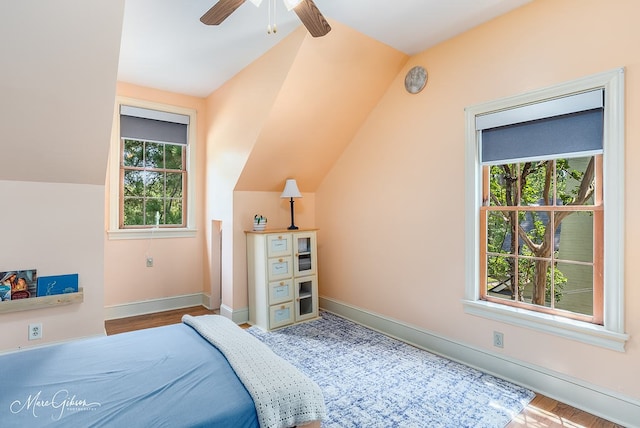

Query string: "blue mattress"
[[0, 323, 259, 427]]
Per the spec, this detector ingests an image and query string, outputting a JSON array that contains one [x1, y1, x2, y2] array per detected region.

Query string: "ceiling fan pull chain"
[[267, 0, 277, 34], [273, 0, 277, 33], [267, 0, 271, 33]]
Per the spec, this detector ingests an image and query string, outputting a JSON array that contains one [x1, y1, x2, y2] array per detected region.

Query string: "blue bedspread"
[[0, 324, 259, 427]]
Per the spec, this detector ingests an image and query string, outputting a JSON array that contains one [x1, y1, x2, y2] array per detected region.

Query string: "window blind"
[[120, 105, 189, 145], [478, 89, 604, 164]]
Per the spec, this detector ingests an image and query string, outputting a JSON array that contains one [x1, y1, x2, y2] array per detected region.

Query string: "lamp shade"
[[281, 179, 302, 198]]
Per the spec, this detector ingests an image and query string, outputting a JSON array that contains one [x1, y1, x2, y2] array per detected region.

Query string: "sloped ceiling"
[[119, 0, 532, 97], [0, 1, 124, 185], [234, 20, 408, 192]]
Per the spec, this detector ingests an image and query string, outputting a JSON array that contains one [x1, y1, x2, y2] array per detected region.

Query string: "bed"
[[0, 315, 325, 427]]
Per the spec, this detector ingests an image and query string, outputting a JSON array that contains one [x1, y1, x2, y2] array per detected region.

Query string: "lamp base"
[[287, 197, 299, 231]]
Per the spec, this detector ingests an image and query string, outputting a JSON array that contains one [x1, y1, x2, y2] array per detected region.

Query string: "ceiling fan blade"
[[200, 0, 247, 25], [292, 0, 331, 37]]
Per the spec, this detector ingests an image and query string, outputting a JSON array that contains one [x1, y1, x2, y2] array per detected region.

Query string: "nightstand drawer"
[[267, 234, 292, 258], [267, 256, 292, 281], [269, 279, 293, 305], [269, 302, 294, 329]]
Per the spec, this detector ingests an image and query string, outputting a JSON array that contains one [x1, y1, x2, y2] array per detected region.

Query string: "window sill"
[[463, 299, 628, 352], [107, 228, 197, 240]]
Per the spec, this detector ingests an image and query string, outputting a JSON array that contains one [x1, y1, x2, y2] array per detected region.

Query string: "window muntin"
[[481, 156, 602, 324], [120, 139, 186, 228]]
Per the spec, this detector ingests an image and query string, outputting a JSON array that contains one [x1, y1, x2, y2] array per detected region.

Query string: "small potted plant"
[[253, 214, 267, 231]]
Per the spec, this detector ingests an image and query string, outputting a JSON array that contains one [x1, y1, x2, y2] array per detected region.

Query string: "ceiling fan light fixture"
[[200, 0, 330, 38], [282, 0, 303, 11]]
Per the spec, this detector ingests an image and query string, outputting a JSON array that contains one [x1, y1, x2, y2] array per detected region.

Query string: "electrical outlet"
[[493, 331, 504, 348], [29, 323, 43, 340], [146, 257, 153, 267]]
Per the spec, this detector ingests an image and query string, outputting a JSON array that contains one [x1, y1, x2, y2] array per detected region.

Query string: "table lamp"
[[281, 179, 302, 230]]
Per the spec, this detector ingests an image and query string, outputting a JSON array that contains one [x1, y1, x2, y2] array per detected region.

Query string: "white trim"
[[107, 96, 197, 240], [220, 304, 250, 325], [602, 69, 626, 332], [463, 300, 628, 352], [201, 292, 213, 310], [120, 105, 190, 125], [319, 296, 640, 428], [104, 292, 205, 320], [475, 88, 603, 130], [107, 228, 197, 240], [464, 68, 626, 348], [480, 149, 603, 167]]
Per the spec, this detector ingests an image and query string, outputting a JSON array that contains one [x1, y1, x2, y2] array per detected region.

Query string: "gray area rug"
[[247, 311, 534, 428]]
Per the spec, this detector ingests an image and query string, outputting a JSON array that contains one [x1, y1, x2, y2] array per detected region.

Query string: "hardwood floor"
[[105, 306, 622, 427], [104, 305, 217, 335], [506, 394, 622, 427]]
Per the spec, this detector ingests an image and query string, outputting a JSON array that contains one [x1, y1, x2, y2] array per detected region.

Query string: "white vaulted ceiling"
[[0, 0, 532, 185], [118, 0, 532, 97]]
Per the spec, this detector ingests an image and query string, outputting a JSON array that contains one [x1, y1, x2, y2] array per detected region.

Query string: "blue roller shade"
[[120, 105, 189, 145], [481, 109, 603, 164], [478, 89, 603, 164]]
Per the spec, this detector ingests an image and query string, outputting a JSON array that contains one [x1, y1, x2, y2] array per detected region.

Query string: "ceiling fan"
[[200, 0, 331, 37]]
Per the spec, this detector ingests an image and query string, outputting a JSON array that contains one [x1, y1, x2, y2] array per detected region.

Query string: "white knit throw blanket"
[[182, 315, 326, 428]]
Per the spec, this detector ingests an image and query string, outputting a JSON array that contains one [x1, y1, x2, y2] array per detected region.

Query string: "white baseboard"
[[319, 296, 640, 428], [201, 293, 213, 310], [104, 293, 207, 320], [220, 304, 249, 325]]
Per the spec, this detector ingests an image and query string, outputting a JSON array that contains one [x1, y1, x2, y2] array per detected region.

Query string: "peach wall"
[[207, 22, 405, 317], [317, 0, 640, 401], [0, 181, 105, 351], [0, 1, 123, 351], [104, 83, 209, 310], [0, 1, 124, 186], [236, 20, 407, 192], [204, 30, 307, 314]]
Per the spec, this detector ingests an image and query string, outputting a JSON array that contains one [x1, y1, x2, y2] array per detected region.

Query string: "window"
[[108, 98, 196, 239], [481, 90, 604, 323], [121, 138, 185, 227], [464, 69, 627, 351]]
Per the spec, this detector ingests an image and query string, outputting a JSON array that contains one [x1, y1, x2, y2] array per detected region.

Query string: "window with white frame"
[[463, 69, 628, 351], [108, 98, 196, 239]]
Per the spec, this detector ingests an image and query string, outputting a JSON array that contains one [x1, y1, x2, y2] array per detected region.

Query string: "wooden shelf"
[[0, 288, 83, 314]]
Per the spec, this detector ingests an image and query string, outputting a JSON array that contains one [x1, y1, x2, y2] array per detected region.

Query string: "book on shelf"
[[37, 274, 79, 297], [0, 269, 37, 300]]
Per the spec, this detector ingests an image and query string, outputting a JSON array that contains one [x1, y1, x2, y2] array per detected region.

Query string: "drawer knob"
[[279, 258, 283, 262], [280, 281, 285, 285]]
